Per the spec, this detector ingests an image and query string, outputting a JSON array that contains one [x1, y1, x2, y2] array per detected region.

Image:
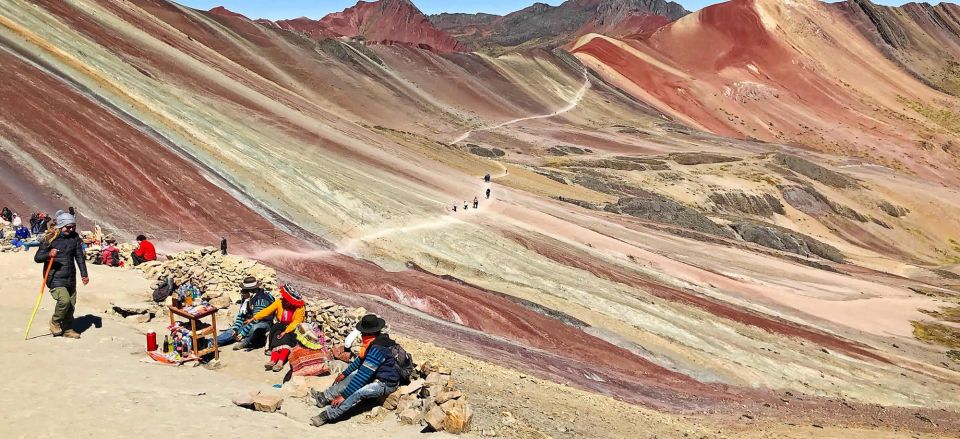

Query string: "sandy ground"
[[0, 252, 468, 439]]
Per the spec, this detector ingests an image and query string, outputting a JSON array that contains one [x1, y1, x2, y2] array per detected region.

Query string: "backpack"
[[152, 277, 175, 303], [389, 344, 416, 385]]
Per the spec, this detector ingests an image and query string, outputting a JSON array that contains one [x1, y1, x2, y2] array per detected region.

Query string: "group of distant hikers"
[[16, 204, 411, 426], [451, 173, 494, 213]]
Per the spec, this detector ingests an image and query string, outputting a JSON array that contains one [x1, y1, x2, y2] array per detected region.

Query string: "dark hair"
[[136, 234, 146, 241]]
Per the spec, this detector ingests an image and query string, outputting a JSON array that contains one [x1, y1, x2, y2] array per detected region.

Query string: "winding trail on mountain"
[[450, 70, 592, 145]]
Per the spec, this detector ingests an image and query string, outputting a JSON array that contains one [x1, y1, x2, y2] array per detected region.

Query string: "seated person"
[[246, 284, 305, 372], [216, 277, 273, 350], [311, 314, 401, 426], [131, 234, 156, 266], [100, 238, 120, 267]]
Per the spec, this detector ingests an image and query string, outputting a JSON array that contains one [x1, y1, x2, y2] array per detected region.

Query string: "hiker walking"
[[463, 201, 469, 211], [486, 187, 491, 199], [311, 314, 404, 426], [34, 210, 88, 339], [451, 202, 457, 213], [473, 197, 479, 209], [484, 173, 491, 183], [247, 284, 305, 372], [220, 237, 228, 256]]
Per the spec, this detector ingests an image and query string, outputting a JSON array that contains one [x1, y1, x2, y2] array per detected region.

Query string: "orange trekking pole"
[[25, 254, 55, 340]]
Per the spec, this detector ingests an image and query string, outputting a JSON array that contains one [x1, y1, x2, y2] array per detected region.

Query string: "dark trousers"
[[132, 253, 147, 266]]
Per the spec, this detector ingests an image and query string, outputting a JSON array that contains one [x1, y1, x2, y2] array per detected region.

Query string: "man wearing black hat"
[[311, 314, 401, 426], [215, 277, 273, 350]]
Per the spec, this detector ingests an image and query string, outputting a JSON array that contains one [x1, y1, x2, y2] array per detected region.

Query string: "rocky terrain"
[[2, 0, 960, 437]]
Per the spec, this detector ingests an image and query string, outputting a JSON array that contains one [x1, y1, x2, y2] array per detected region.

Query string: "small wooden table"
[[168, 306, 220, 361]]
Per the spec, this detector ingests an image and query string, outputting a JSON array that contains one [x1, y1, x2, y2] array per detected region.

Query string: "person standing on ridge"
[[34, 210, 89, 339], [484, 173, 491, 183], [220, 237, 228, 256], [486, 187, 491, 199], [131, 234, 156, 266]]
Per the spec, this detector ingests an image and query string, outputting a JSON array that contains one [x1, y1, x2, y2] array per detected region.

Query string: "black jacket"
[[34, 232, 88, 289]]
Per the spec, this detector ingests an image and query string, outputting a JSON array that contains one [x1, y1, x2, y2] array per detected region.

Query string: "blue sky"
[[181, 0, 910, 20]]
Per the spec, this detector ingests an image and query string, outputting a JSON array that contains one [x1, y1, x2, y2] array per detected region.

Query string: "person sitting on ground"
[[12, 213, 21, 228], [100, 238, 120, 267], [217, 277, 273, 350], [311, 314, 401, 426], [1, 206, 11, 223], [34, 210, 89, 339], [246, 284, 305, 372], [15, 224, 30, 239], [131, 234, 156, 266]]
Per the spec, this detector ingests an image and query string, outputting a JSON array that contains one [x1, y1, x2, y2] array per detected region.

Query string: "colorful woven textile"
[[289, 346, 330, 377]]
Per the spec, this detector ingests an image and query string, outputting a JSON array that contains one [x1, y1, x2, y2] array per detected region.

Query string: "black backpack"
[[152, 277, 175, 303], [389, 344, 416, 385]]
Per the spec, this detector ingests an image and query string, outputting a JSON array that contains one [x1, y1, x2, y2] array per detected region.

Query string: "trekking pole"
[[24, 254, 55, 340]]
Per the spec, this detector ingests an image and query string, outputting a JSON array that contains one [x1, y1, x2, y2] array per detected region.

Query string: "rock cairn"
[[387, 359, 473, 434], [305, 299, 367, 346], [136, 247, 278, 309]]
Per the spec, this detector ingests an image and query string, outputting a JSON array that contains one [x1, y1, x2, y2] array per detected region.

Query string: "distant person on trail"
[[486, 187, 491, 199], [452, 202, 457, 213], [217, 277, 273, 350], [473, 197, 479, 209], [311, 314, 406, 426], [246, 284, 305, 372], [132, 234, 156, 266], [220, 237, 227, 256], [484, 173, 491, 183], [34, 210, 89, 339], [463, 201, 469, 211]]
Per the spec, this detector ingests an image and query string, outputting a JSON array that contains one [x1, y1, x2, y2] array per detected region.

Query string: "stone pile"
[[305, 299, 368, 346], [138, 247, 278, 308], [0, 225, 19, 252], [387, 359, 473, 434]]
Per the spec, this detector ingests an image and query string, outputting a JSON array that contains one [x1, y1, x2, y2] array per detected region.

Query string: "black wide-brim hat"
[[356, 314, 386, 334]]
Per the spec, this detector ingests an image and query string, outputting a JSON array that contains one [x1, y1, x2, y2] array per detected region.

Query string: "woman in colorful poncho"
[[248, 284, 305, 372]]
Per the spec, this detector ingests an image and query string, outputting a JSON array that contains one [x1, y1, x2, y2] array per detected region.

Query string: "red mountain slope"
[[275, 0, 467, 52]]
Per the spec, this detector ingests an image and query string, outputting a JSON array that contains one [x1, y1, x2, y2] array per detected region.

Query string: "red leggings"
[[270, 349, 290, 364]]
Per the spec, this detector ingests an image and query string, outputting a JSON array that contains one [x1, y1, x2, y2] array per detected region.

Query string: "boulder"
[[440, 399, 473, 433], [424, 405, 447, 431], [381, 391, 401, 410], [435, 390, 462, 404], [398, 407, 422, 425], [252, 393, 283, 413]]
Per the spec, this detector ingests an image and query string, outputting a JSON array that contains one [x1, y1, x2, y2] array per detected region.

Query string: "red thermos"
[[146, 331, 158, 352]]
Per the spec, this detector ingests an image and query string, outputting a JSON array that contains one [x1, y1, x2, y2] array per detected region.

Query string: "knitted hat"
[[55, 210, 76, 228], [279, 284, 305, 307]]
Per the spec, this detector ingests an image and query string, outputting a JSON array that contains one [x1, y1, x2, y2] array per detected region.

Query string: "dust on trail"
[[450, 70, 592, 145]]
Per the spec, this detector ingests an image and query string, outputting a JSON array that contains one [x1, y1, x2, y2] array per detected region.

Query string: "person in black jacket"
[[34, 210, 89, 339]]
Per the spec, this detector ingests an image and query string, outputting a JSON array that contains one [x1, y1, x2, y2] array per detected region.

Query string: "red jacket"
[[134, 240, 156, 261]]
